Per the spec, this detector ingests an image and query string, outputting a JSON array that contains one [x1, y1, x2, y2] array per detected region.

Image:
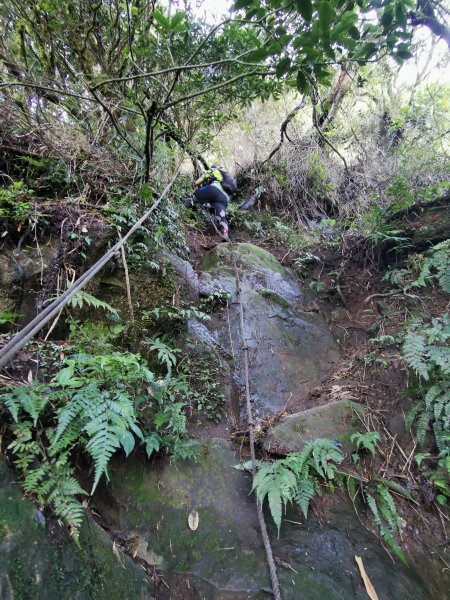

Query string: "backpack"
[[219, 169, 237, 195], [208, 165, 237, 195]]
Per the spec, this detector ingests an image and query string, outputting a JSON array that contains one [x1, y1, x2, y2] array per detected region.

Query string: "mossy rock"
[[92, 441, 445, 599], [0, 459, 154, 600], [200, 243, 285, 276], [263, 400, 365, 454]]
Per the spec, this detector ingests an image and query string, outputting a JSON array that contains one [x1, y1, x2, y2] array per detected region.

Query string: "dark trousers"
[[193, 186, 228, 230]]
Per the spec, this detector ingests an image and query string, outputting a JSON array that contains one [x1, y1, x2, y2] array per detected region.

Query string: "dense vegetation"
[[1, 0, 449, 569]]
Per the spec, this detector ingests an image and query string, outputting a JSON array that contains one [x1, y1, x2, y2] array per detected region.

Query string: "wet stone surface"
[[263, 400, 366, 455], [0, 459, 155, 600], [96, 440, 447, 600], [194, 243, 340, 417]]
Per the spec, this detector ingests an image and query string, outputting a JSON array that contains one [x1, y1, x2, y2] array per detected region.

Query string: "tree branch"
[[162, 69, 274, 110], [261, 98, 306, 165]]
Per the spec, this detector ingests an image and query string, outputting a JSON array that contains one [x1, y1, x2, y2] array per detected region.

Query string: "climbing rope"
[[0, 167, 181, 370], [206, 212, 282, 599], [230, 242, 282, 600]]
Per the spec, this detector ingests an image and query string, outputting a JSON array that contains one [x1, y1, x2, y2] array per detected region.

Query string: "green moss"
[[200, 242, 285, 275], [258, 288, 291, 309]]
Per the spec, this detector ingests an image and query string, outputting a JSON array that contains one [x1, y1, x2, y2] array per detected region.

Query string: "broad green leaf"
[[381, 10, 393, 29], [234, 0, 252, 8], [275, 57, 291, 78], [152, 9, 170, 31], [318, 1, 333, 31], [120, 431, 135, 456], [145, 434, 160, 458], [296, 69, 309, 93], [244, 46, 272, 62], [295, 0, 313, 22]]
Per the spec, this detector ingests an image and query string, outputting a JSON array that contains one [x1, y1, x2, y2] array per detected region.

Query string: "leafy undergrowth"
[[0, 292, 227, 539]]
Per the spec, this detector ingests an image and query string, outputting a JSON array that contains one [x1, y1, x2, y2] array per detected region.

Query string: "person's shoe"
[[219, 224, 229, 240]]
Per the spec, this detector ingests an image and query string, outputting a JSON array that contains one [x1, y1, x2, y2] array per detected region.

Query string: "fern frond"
[[376, 485, 401, 534], [2, 386, 48, 425], [85, 427, 121, 493], [416, 410, 431, 446], [295, 479, 316, 518], [268, 488, 283, 534], [403, 329, 428, 379], [426, 346, 450, 375], [405, 401, 422, 430], [2, 389, 20, 421], [366, 492, 382, 528], [310, 439, 343, 477], [69, 290, 119, 317]]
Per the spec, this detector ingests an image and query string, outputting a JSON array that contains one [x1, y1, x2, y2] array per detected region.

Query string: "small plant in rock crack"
[[199, 290, 230, 312], [351, 431, 380, 459], [252, 439, 343, 534], [141, 301, 210, 338]]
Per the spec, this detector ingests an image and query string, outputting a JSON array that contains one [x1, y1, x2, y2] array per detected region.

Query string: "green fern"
[[7, 419, 87, 539], [403, 327, 428, 379], [2, 385, 49, 425], [252, 439, 343, 533], [365, 485, 406, 563], [68, 290, 119, 316], [411, 240, 450, 293], [351, 431, 380, 456]]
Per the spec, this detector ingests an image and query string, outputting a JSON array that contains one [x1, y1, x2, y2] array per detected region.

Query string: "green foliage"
[[68, 321, 125, 354], [234, 0, 417, 94], [178, 351, 225, 423], [365, 484, 406, 563], [68, 290, 120, 317], [400, 266, 450, 500], [410, 240, 450, 294], [402, 316, 450, 383], [199, 290, 231, 312], [0, 182, 34, 224], [0, 332, 199, 536], [141, 301, 210, 338], [146, 336, 179, 375], [0, 311, 19, 326], [351, 431, 380, 456], [252, 439, 343, 533]]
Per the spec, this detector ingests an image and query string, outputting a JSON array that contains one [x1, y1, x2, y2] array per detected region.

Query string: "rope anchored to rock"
[[230, 241, 283, 600]]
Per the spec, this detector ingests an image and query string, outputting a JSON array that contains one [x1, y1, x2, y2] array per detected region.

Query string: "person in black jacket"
[[186, 165, 229, 237]]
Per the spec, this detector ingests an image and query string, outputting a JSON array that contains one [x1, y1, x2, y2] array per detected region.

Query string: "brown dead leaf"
[[188, 510, 199, 531]]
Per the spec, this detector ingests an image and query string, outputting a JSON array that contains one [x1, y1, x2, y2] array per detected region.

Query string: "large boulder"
[[93, 440, 446, 600], [263, 400, 365, 455], [192, 243, 339, 417], [0, 459, 154, 600]]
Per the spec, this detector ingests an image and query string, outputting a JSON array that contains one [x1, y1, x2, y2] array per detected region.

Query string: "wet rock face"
[[0, 243, 58, 326], [96, 441, 446, 600], [196, 243, 340, 417], [0, 459, 154, 600]]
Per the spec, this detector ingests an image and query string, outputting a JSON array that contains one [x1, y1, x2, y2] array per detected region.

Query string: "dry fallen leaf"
[[355, 556, 379, 600], [188, 510, 199, 531]]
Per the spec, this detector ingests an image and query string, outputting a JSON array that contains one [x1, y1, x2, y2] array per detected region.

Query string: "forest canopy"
[[1, 0, 448, 184]]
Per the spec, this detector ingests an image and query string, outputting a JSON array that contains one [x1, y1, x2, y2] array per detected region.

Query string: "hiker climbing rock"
[[185, 164, 237, 238]]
